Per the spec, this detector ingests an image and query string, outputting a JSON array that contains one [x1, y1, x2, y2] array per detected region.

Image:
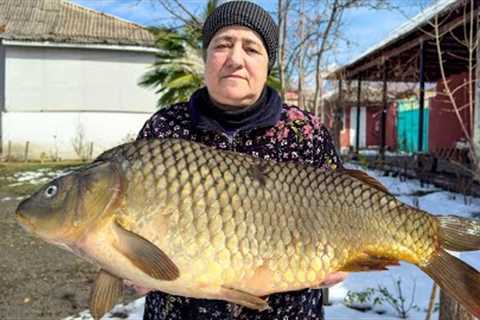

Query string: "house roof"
[[322, 82, 437, 107], [0, 0, 155, 47], [328, 0, 476, 82], [342, 0, 458, 69]]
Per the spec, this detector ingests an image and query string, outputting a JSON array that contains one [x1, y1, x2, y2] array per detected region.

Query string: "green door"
[[396, 99, 429, 153]]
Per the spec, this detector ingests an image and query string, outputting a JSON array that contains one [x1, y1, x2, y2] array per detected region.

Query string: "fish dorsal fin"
[[113, 220, 180, 281], [343, 168, 391, 195], [89, 269, 123, 320]]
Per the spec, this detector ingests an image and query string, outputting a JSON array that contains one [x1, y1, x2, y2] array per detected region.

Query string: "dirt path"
[[0, 194, 140, 320]]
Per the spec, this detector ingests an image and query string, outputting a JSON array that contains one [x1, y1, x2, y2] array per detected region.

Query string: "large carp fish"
[[16, 138, 480, 319]]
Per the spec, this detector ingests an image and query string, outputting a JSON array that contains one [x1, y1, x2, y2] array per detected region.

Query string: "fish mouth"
[[16, 211, 36, 232]]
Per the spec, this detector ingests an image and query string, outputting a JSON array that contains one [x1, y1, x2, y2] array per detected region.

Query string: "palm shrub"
[[140, 24, 205, 107]]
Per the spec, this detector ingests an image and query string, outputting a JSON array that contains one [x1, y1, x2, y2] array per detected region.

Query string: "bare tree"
[[71, 121, 89, 161], [155, 0, 203, 28], [313, 0, 395, 116], [278, 0, 292, 100], [273, 0, 396, 123], [428, 0, 479, 175], [313, 0, 340, 120], [423, 1, 479, 318], [150, 0, 395, 125], [297, 0, 306, 108]]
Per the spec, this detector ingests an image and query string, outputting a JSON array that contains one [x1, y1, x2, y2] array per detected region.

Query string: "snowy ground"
[[62, 164, 480, 320], [5, 168, 72, 186], [0, 166, 75, 201]]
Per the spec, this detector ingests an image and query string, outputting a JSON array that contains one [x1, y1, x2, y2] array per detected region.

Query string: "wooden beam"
[[419, 40, 426, 153], [0, 41, 4, 156], [335, 7, 478, 80], [335, 78, 344, 152], [339, 79, 343, 103], [381, 63, 388, 159], [474, 9, 480, 161], [356, 77, 362, 152]]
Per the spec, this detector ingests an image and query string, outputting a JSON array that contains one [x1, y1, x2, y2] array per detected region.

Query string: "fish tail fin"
[[421, 250, 480, 318], [438, 215, 480, 251]]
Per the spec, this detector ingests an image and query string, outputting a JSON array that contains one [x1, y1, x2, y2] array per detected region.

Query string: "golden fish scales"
[[108, 139, 437, 294], [16, 138, 480, 319]]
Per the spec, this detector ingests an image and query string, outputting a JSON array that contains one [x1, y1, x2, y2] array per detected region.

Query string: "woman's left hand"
[[315, 271, 348, 288], [124, 280, 152, 295]]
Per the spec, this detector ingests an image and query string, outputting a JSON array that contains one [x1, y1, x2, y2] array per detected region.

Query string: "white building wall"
[[349, 106, 367, 148], [0, 44, 163, 160], [5, 45, 158, 112], [2, 111, 153, 160]]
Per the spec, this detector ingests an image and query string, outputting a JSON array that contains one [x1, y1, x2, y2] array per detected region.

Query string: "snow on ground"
[[11, 168, 72, 185], [1, 167, 74, 201], [63, 298, 145, 320], [64, 164, 479, 320]]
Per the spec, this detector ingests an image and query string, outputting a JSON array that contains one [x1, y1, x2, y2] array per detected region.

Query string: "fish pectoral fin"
[[339, 254, 400, 272], [89, 269, 123, 320], [220, 286, 269, 311], [113, 220, 180, 281]]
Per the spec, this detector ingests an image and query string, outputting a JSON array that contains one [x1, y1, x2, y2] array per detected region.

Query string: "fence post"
[[425, 284, 438, 320], [322, 288, 330, 306], [7, 140, 11, 161], [439, 252, 478, 320], [24, 141, 29, 162], [89, 142, 94, 161], [439, 291, 478, 320]]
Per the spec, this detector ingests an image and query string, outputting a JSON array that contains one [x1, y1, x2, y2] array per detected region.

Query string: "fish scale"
[[105, 139, 435, 292], [17, 138, 480, 319]]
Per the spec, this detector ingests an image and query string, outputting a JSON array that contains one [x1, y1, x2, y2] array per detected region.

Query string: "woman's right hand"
[[124, 280, 152, 295]]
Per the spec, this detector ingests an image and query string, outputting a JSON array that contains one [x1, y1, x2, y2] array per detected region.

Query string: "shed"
[[328, 0, 478, 157], [0, 0, 159, 160]]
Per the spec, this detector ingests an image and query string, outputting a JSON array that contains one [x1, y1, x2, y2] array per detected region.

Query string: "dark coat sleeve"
[[311, 125, 342, 170], [136, 113, 158, 140]]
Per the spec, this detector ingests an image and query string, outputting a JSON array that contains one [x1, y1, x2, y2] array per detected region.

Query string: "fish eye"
[[44, 185, 58, 198]]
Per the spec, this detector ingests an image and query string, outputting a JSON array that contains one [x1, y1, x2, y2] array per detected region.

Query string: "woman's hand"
[[123, 272, 348, 296], [315, 271, 348, 288], [124, 280, 152, 295]]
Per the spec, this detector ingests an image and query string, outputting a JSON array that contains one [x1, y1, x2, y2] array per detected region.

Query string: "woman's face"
[[205, 25, 269, 109]]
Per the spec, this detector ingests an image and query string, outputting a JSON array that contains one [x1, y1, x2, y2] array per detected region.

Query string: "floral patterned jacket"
[[137, 96, 341, 320]]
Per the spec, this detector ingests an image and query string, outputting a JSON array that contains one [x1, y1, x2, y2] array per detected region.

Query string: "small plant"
[[50, 134, 60, 162], [39, 152, 49, 164], [120, 132, 136, 144], [71, 121, 90, 161], [344, 277, 419, 319], [344, 288, 382, 312], [412, 196, 420, 209], [447, 192, 457, 201], [376, 278, 420, 319]]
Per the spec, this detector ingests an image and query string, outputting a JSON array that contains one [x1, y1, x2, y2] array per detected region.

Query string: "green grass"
[[0, 161, 84, 196]]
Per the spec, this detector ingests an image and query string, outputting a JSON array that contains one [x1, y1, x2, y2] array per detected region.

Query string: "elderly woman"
[[137, 1, 346, 319]]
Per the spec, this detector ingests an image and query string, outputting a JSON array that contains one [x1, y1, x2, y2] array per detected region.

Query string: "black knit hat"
[[202, 0, 278, 72]]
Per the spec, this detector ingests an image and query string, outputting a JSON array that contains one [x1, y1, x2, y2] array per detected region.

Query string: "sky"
[[70, 0, 434, 66], [60, 162, 480, 320]]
